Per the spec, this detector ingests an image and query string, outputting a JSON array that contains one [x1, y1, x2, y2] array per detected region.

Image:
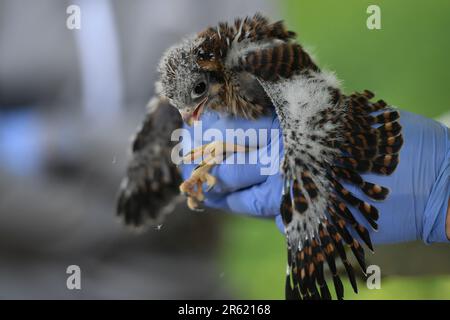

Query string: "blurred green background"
[[220, 0, 450, 299]]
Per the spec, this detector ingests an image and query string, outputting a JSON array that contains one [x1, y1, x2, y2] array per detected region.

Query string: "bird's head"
[[158, 37, 223, 126]]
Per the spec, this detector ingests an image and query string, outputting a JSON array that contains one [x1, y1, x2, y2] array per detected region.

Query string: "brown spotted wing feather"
[[273, 86, 403, 300]]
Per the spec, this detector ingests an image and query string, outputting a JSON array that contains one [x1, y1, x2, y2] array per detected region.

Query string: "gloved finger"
[[275, 214, 285, 233], [210, 116, 283, 193], [181, 112, 283, 194], [208, 161, 269, 194], [207, 137, 283, 193], [203, 193, 230, 211], [180, 147, 275, 193], [216, 173, 283, 217]]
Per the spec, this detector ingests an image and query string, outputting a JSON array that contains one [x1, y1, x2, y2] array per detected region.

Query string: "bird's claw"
[[180, 162, 216, 210], [180, 141, 246, 211], [187, 195, 205, 211]]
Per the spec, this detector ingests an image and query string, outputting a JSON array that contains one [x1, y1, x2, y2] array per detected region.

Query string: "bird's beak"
[[181, 96, 208, 126]]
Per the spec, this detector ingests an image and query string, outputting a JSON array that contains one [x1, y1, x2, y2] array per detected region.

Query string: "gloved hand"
[[180, 109, 450, 245]]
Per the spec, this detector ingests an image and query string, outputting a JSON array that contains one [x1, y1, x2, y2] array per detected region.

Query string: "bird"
[[117, 13, 403, 299]]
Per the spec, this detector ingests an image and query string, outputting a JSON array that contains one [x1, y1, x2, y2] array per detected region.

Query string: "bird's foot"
[[182, 141, 248, 164], [180, 163, 216, 210], [180, 141, 247, 211]]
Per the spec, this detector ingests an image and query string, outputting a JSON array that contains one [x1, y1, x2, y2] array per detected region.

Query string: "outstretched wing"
[[194, 14, 403, 299], [117, 96, 183, 227], [219, 16, 402, 298], [260, 74, 402, 299]]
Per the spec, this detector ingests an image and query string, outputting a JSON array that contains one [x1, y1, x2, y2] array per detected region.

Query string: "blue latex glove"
[[180, 110, 450, 245]]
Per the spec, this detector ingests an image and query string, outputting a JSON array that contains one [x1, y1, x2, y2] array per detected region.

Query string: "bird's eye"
[[191, 81, 207, 99]]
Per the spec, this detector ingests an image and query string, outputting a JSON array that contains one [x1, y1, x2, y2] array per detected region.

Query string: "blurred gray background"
[[0, 0, 276, 299]]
